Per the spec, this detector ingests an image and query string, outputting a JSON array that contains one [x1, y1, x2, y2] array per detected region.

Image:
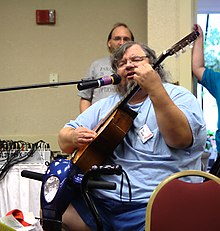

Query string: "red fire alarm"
[[36, 10, 56, 25]]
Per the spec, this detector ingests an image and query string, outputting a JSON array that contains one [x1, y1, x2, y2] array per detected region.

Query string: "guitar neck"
[[95, 84, 139, 132], [118, 84, 140, 106]]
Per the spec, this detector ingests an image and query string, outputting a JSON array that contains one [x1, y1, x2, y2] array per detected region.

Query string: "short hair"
[[111, 41, 171, 83], [107, 22, 134, 42]]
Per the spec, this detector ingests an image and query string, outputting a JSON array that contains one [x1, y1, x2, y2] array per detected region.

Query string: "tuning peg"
[[175, 52, 180, 58], [181, 47, 186, 53], [188, 42, 194, 49]]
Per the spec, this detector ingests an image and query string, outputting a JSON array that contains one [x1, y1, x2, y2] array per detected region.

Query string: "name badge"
[[138, 124, 153, 143]]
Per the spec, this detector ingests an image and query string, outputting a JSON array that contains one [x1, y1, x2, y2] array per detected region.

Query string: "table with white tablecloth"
[[0, 164, 47, 218]]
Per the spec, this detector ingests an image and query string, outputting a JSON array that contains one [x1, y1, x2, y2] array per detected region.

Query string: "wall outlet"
[[49, 73, 59, 83]]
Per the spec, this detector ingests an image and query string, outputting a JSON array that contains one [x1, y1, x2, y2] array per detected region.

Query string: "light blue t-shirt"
[[66, 83, 206, 203], [200, 68, 220, 153]]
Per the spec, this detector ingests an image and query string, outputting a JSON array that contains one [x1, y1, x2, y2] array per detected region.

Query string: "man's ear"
[[107, 41, 111, 49]]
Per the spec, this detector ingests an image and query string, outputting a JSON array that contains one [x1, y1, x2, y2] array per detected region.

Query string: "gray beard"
[[116, 79, 136, 96]]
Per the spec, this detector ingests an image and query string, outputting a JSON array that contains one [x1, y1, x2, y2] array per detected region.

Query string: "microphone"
[[77, 74, 121, 90]]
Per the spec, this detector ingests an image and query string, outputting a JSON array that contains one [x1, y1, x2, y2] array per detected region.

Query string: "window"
[[197, 14, 220, 164]]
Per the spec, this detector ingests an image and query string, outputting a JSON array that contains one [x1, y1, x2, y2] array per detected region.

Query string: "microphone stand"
[[0, 79, 92, 92]]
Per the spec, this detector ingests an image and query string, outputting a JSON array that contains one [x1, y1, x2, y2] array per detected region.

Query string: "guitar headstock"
[[153, 30, 200, 69], [166, 29, 200, 56]]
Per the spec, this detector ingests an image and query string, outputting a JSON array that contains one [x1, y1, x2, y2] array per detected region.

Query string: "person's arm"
[[58, 126, 96, 154], [79, 98, 92, 113], [150, 84, 193, 149], [134, 65, 193, 149], [192, 24, 206, 81]]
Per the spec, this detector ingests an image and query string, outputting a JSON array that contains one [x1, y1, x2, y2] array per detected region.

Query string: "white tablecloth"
[[0, 164, 47, 218]]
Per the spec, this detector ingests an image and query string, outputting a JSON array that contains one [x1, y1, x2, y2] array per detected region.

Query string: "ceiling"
[[198, 0, 220, 13]]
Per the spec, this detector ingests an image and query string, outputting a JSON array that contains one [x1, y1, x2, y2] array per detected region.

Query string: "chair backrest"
[[145, 170, 220, 231]]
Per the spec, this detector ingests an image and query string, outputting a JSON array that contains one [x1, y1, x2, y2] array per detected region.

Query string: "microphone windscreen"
[[111, 74, 121, 85]]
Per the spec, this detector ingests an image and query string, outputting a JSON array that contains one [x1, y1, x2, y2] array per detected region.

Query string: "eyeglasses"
[[117, 56, 147, 68], [112, 36, 131, 42]]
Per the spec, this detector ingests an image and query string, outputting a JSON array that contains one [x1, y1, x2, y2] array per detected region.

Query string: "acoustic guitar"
[[72, 29, 200, 172]]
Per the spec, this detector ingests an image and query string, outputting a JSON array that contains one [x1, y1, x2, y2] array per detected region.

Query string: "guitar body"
[[72, 106, 137, 172]]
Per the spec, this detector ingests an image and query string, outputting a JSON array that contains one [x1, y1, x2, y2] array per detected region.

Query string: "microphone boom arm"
[[0, 80, 84, 92], [0, 74, 121, 92]]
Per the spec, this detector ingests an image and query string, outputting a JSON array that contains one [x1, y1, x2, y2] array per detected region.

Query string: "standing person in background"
[[192, 24, 220, 176], [78, 22, 134, 113]]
